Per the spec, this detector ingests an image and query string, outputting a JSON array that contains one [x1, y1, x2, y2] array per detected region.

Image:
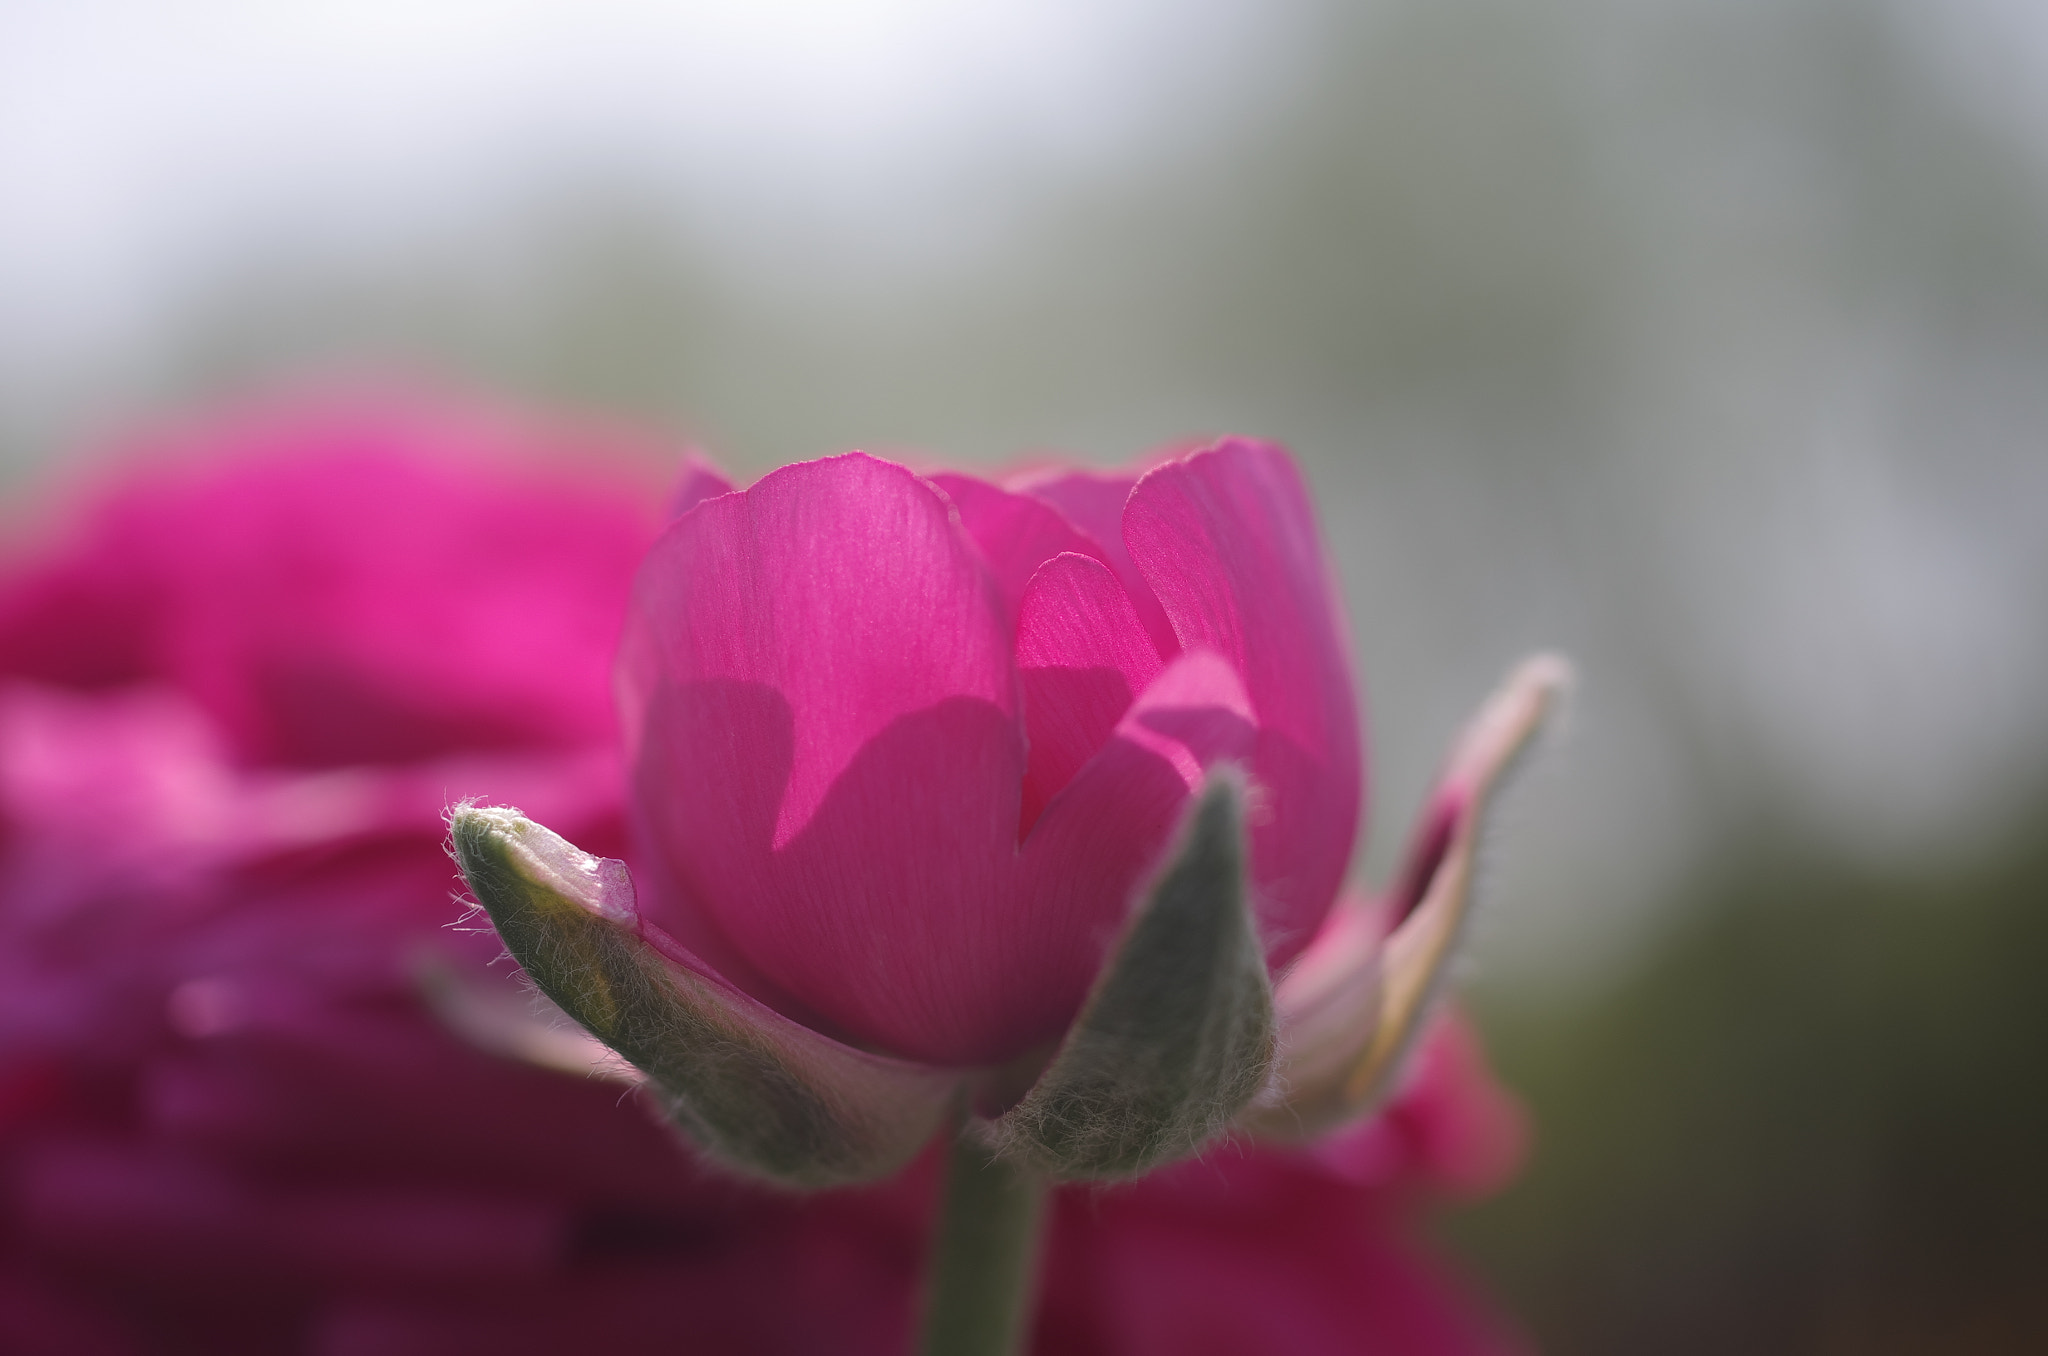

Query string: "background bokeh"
[[4, 1, 2044, 1350]]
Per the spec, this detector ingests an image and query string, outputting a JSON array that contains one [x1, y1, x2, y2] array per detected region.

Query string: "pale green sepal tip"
[[989, 772, 1276, 1180], [449, 805, 955, 1190]]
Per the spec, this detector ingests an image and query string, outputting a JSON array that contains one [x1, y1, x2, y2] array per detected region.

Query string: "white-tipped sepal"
[[448, 805, 959, 1188]]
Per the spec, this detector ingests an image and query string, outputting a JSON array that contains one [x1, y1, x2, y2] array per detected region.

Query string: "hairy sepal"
[[449, 805, 957, 1189], [989, 772, 1276, 1179], [1247, 653, 1568, 1139]]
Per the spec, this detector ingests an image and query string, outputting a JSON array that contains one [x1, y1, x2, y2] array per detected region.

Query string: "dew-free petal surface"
[[927, 472, 1108, 622], [1008, 651, 1258, 1051], [1124, 439, 1362, 966], [1010, 468, 1179, 660], [619, 455, 1035, 1064], [1014, 551, 1164, 834]]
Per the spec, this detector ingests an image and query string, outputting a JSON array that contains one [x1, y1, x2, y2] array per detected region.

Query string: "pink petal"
[[1123, 439, 1362, 965], [925, 472, 1108, 620], [1052, 1187, 1528, 1356], [1014, 552, 1165, 835], [1009, 469, 1180, 659], [618, 454, 1031, 1063], [1009, 650, 1258, 1048]]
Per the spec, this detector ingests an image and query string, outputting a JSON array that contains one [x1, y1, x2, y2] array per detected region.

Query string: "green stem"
[[918, 1126, 1048, 1356]]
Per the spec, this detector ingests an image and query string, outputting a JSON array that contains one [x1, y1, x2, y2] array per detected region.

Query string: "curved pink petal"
[[1007, 650, 1258, 1050], [1009, 468, 1180, 660], [925, 472, 1108, 621], [1123, 439, 1362, 966], [1014, 552, 1164, 835], [617, 454, 1030, 1063]]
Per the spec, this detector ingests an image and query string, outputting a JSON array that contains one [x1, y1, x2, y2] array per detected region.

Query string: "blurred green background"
[[4, 1, 2044, 1349], [1453, 806, 2048, 1353]]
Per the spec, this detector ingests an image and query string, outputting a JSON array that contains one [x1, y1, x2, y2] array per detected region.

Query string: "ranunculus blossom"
[[0, 395, 1534, 1354], [615, 445, 1359, 1070], [469, 431, 1558, 1194]]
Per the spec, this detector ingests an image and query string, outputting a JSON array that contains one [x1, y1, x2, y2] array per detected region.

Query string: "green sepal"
[[449, 805, 957, 1189], [988, 772, 1276, 1179]]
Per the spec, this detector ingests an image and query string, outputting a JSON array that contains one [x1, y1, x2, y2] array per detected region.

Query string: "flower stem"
[[918, 1126, 1048, 1356]]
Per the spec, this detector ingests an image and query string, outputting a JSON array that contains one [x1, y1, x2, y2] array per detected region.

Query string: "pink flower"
[[0, 395, 1536, 1353], [616, 446, 1359, 1069]]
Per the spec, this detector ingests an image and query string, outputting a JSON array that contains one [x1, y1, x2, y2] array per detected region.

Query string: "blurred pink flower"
[[0, 396, 1528, 1354]]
